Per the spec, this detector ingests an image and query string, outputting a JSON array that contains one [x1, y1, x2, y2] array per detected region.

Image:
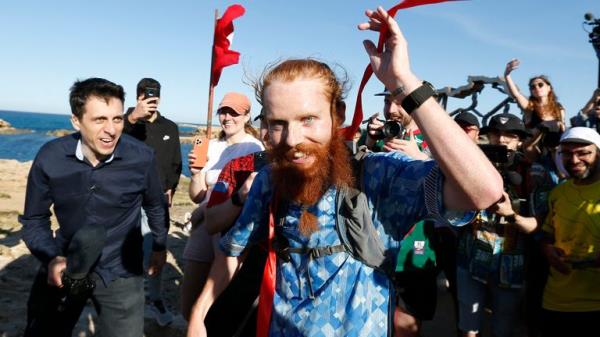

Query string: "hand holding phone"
[[190, 136, 209, 169]]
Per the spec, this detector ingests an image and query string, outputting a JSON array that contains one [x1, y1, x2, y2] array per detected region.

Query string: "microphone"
[[585, 12, 594, 22], [57, 224, 106, 312], [64, 224, 106, 279]]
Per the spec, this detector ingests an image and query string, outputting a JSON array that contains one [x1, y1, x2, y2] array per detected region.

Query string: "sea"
[[0, 110, 197, 177]]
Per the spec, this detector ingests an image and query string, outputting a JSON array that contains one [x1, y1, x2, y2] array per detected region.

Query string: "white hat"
[[559, 127, 600, 149]]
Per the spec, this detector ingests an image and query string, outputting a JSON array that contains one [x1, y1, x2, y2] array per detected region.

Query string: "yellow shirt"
[[542, 179, 600, 312]]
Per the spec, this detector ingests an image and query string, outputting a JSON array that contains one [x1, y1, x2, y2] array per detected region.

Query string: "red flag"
[[341, 0, 461, 140], [211, 4, 245, 87]]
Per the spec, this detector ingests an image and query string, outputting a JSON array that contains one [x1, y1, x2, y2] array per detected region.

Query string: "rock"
[[0, 118, 31, 135], [47, 129, 74, 137], [0, 118, 11, 128]]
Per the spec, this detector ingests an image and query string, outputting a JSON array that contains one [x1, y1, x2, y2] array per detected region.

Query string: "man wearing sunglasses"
[[539, 127, 600, 337]]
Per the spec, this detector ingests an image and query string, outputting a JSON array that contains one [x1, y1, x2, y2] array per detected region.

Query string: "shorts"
[[393, 268, 438, 320], [183, 223, 220, 263]]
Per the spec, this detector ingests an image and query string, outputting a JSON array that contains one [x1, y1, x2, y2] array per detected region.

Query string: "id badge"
[[469, 239, 493, 283]]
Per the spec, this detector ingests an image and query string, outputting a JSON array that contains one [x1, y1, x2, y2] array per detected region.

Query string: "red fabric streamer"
[[256, 195, 278, 337], [211, 4, 245, 87], [341, 0, 460, 140]]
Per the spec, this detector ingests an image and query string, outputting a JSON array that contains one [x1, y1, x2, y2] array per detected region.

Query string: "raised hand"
[[504, 59, 520, 77], [358, 6, 419, 95]]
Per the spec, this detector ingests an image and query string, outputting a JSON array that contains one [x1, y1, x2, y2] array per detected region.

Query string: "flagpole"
[[206, 9, 218, 139]]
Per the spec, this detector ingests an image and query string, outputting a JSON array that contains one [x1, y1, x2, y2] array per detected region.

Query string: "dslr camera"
[[479, 144, 526, 212], [372, 120, 405, 140]]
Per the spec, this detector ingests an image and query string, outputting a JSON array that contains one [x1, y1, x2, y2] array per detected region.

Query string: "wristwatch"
[[504, 213, 516, 224], [231, 190, 244, 207], [401, 81, 436, 114]]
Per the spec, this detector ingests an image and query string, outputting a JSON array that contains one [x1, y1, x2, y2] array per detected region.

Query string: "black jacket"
[[124, 109, 182, 192]]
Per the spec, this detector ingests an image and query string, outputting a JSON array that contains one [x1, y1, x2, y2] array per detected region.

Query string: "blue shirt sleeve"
[[220, 168, 271, 256], [19, 150, 61, 264], [143, 155, 169, 251], [362, 151, 442, 245]]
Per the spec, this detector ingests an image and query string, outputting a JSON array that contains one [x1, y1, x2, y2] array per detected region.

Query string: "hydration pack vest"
[[273, 146, 445, 277]]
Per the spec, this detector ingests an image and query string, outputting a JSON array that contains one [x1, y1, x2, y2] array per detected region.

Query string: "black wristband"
[[401, 81, 435, 114], [231, 190, 244, 207]]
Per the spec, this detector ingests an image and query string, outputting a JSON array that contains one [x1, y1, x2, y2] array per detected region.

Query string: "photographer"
[[456, 113, 538, 337], [361, 88, 430, 160], [124, 78, 182, 326], [572, 88, 600, 131]]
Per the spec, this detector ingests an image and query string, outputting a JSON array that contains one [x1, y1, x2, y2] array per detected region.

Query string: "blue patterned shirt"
[[221, 151, 442, 337]]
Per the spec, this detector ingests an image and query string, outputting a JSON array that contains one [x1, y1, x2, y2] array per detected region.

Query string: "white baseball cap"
[[559, 127, 600, 148]]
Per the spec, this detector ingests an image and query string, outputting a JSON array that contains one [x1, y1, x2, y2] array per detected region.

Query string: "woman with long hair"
[[504, 58, 565, 131], [180, 92, 263, 320]]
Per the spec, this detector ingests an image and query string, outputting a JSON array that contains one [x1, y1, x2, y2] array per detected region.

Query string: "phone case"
[[190, 136, 209, 169]]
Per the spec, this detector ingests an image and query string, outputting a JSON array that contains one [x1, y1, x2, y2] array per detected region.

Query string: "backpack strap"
[[423, 165, 451, 228]]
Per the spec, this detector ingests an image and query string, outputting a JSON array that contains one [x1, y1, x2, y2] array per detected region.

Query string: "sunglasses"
[[217, 108, 244, 118], [529, 82, 546, 90]]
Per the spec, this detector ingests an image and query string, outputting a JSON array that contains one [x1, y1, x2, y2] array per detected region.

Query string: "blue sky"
[[1, 0, 599, 125]]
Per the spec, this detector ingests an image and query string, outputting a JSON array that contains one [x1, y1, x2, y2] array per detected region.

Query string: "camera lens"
[[382, 121, 404, 138]]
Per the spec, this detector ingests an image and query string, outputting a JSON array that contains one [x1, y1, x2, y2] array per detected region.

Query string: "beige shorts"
[[183, 223, 221, 263]]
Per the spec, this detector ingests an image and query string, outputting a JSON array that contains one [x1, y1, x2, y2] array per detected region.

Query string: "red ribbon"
[[341, 0, 460, 140]]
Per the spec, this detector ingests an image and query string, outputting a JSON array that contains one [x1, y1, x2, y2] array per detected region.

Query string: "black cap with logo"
[[480, 113, 529, 138]]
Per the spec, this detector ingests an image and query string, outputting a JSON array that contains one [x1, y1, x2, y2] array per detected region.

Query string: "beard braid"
[[270, 129, 354, 237]]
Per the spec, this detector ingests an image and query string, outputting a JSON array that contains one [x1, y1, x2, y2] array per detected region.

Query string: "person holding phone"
[[181, 92, 263, 321], [124, 78, 182, 326]]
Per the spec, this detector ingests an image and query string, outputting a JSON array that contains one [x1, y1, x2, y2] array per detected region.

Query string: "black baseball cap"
[[254, 108, 265, 122], [375, 87, 390, 96], [454, 111, 480, 128], [480, 113, 529, 138]]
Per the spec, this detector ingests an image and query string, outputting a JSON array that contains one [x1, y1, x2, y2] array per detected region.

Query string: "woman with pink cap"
[[181, 92, 264, 320]]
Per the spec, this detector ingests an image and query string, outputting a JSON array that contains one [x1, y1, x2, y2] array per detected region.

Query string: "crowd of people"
[[17, 5, 600, 337]]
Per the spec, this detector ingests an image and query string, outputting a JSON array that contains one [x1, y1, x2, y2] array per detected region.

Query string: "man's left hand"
[[148, 250, 167, 276], [383, 130, 428, 160]]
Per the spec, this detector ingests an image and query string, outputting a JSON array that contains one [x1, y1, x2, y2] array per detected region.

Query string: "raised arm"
[[359, 7, 503, 210], [504, 59, 530, 110], [581, 88, 600, 118]]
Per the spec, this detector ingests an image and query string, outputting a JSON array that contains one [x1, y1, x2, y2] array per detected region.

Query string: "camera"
[[372, 121, 405, 140], [144, 87, 159, 104], [479, 144, 508, 164], [480, 144, 526, 212], [253, 151, 268, 171]]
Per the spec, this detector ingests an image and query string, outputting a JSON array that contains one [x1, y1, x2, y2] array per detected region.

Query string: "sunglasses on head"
[[529, 82, 546, 90]]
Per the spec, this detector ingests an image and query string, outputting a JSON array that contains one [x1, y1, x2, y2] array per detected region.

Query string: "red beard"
[[270, 130, 354, 237]]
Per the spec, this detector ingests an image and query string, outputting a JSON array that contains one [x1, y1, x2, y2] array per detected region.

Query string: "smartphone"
[[144, 87, 159, 104], [253, 151, 268, 171], [190, 136, 209, 169]]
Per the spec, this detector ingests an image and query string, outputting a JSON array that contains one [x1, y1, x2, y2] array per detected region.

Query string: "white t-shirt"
[[201, 133, 264, 191]]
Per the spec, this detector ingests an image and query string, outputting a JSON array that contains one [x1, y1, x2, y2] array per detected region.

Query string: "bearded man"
[[539, 127, 600, 337], [186, 6, 502, 337]]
